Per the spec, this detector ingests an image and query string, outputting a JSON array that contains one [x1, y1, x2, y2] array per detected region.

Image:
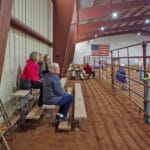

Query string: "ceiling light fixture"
[[94, 34, 98, 38], [112, 12, 118, 18], [137, 32, 141, 36], [145, 19, 150, 24], [100, 26, 104, 31]]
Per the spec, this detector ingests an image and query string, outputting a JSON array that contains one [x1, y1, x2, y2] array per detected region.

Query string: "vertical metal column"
[[111, 51, 115, 93], [144, 78, 150, 124], [127, 48, 131, 99], [142, 42, 150, 124]]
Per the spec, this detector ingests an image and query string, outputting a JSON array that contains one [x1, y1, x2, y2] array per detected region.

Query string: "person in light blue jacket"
[[42, 63, 74, 122]]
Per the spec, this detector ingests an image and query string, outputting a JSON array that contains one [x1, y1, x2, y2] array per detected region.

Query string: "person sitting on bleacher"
[[37, 53, 44, 79], [42, 54, 51, 76], [21, 52, 43, 106], [84, 63, 95, 79], [42, 63, 74, 122], [116, 64, 128, 90]]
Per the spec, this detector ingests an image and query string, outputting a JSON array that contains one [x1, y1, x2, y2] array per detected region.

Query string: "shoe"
[[55, 113, 69, 122]]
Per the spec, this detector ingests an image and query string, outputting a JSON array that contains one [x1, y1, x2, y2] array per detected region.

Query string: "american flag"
[[99, 44, 109, 56], [91, 44, 99, 56], [91, 44, 109, 56]]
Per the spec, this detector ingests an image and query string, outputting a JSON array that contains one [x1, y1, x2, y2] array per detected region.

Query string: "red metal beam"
[[61, 24, 76, 76], [0, 0, 13, 83], [53, 0, 75, 76], [78, 21, 150, 40], [10, 16, 52, 47], [78, 1, 150, 22], [139, 29, 150, 36], [78, 14, 150, 33], [77, 29, 140, 43]]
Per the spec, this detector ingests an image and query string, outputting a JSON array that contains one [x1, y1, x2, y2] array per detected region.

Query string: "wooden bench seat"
[[26, 106, 44, 119], [0, 113, 20, 131], [11, 90, 30, 97], [61, 78, 67, 88], [58, 87, 73, 131], [11, 90, 31, 126], [74, 83, 87, 128]]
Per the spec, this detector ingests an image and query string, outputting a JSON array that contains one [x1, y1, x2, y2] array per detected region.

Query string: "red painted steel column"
[[53, 0, 75, 76], [61, 24, 76, 76], [0, 0, 13, 83]]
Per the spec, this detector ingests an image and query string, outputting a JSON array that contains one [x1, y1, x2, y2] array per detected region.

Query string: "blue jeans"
[[56, 93, 74, 116]]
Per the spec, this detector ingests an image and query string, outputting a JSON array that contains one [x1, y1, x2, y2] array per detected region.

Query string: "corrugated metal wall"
[[0, 0, 53, 114]]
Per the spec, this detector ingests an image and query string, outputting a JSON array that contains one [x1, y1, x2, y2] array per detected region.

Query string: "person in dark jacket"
[[116, 64, 128, 90], [42, 54, 51, 76], [37, 53, 44, 79], [21, 52, 43, 106], [42, 63, 74, 121]]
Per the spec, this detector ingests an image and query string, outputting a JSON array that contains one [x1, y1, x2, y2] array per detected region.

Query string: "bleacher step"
[[26, 106, 44, 119]]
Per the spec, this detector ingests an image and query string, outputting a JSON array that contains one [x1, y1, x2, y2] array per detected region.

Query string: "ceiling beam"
[[78, 14, 150, 33], [77, 22, 150, 42], [139, 29, 150, 36], [77, 29, 140, 43], [0, 0, 13, 83], [61, 24, 76, 76], [78, 0, 150, 22]]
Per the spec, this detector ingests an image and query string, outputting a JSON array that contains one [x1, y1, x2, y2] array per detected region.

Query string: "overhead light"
[[112, 12, 118, 18], [94, 34, 98, 38], [145, 19, 150, 24], [100, 26, 104, 31], [137, 32, 141, 36]]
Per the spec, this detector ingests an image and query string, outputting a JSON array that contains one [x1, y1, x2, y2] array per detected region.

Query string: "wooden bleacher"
[[25, 78, 67, 121], [11, 89, 31, 126], [58, 87, 73, 131], [26, 106, 44, 119], [74, 83, 87, 129]]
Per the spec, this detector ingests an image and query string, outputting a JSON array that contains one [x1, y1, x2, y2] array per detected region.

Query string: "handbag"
[[20, 78, 31, 90]]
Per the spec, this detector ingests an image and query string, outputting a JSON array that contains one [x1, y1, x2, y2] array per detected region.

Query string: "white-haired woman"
[[42, 63, 74, 121]]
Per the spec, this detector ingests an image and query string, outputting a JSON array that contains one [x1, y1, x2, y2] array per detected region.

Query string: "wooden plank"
[[11, 90, 30, 97], [58, 121, 71, 131], [61, 78, 67, 88], [67, 87, 73, 94], [58, 87, 73, 131], [0, 114, 20, 131], [10, 114, 20, 126], [74, 83, 87, 120], [26, 106, 44, 119], [42, 104, 55, 109]]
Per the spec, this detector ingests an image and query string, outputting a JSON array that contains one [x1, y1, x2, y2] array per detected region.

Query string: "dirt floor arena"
[[2, 70, 150, 150]]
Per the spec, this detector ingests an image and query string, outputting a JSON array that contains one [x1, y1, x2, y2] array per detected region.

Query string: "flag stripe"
[[91, 44, 109, 56]]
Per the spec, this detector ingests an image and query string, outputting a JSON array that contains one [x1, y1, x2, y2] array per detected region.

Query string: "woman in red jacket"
[[21, 52, 43, 106]]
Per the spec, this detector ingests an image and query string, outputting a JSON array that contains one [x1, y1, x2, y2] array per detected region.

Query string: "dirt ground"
[[2, 76, 150, 150]]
